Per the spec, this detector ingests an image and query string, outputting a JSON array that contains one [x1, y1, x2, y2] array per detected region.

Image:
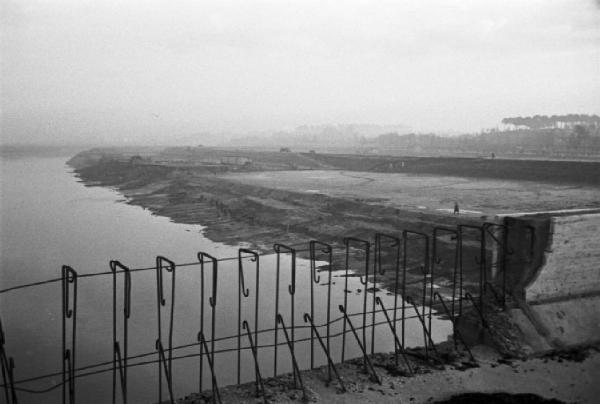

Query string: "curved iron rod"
[[433, 293, 475, 363], [110, 260, 131, 404], [155, 256, 176, 404], [372, 233, 400, 356], [374, 297, 413, 375], [237, 249, 260, 385], [197, 252, 218, 393], [155, 340, 174, 404], [197, 332, 222, 404], [61, 265, 77, 404], [309, 241, 331, 374], [405, 296, 440, 361], [242, 321, 267, 402], [341, 237, 370, 364], [276, 315, 308, 399], [303, 313, 346, 391], [272, 243, 296, 379], [337, 305, 381, 384]]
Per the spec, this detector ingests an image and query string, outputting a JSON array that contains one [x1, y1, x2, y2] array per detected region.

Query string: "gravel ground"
[[180, 345, 599, 404]]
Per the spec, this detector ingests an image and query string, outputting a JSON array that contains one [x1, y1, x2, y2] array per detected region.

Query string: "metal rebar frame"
[[62, 265, 77, 404], [341, 237, 370, 364], [0, 223, 512, 403], [237, 249, 260, 385], [405, 296, 439, 362], [0, 318, 18, 404], [309, 240, 332, 377], [273, 244, 297, 380], [155, 340, 174, 403], [197, 332, 222, 404], [374, 297, 413, 375], [303, 313, 346, 391], [276, 315, 308, 399], [373, 233, 401, 357], [110, 260, 131, 404], [433, 293, 475, 363], [241, 321, 267, 402], [155, 256, 176, 404], [338, 305, 381, 384], [197, 252, 218, 395]]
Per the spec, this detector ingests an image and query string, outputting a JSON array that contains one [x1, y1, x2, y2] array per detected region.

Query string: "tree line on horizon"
[[501, 114, 600, 130]]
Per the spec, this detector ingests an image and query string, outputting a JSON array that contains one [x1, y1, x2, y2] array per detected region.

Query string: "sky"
[[1, 0, 599, 145]]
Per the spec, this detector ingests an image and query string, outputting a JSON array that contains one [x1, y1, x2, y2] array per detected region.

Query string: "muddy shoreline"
[[69, 156, 487, 302]]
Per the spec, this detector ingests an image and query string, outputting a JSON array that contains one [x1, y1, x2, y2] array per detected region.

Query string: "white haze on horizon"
[[1, 0, 599, 146]]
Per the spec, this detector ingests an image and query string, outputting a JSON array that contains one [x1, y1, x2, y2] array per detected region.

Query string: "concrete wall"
[[525, 213, 600, 303], [500, 211, 600, 349]]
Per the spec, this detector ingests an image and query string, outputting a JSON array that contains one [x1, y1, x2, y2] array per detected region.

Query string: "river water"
[[0, 157, 449, 403]]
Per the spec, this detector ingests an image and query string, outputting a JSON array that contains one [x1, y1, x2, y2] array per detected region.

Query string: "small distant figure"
[[491, 152, 495, 159], [453, 202, 460, 215]]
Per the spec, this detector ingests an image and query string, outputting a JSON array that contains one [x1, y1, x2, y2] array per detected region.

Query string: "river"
[[0, 156, 449, 403]]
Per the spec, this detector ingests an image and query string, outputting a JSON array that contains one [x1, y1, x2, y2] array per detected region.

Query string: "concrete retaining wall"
[[526, 213, 600, 303], [501, 211, 600, 349]]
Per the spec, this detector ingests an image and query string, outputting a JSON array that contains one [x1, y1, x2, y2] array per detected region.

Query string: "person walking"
[[453, 202, 460, 215]]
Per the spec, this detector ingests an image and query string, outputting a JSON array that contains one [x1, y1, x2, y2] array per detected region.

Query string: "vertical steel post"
[[110, 260, 131, 404], [61, 265, 77, 404], [238, 249, 259, 385], [156, 256, 176, 404]]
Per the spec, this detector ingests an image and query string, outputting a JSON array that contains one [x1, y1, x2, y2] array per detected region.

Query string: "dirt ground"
[[181, 345, 600, 404], [222, 170, 600, 216]]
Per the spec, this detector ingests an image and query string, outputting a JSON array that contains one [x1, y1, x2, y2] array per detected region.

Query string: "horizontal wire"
[[1, 234, 511, 294], [5, 296, 465, 390], [7, 310, 440, 394]]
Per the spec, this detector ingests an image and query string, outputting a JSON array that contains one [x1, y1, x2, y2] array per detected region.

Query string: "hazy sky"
[[1, 0, 599, 145]]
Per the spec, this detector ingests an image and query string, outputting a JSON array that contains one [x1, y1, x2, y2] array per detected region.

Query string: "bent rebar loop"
[[337, 305, 381, 384], [242, 321, 267, 402], [432, 293, 475, 363], [309, 240, 332, 372], [276, 314, 307, 398], [1, 318, 18, 404], [237, 248, 260, 385], [61, 265, 77, 404], [457, 224, 485, 317], [405, 296, 440, 362], [374, 297, 413, 375], [400, 230, 429, 349], [155, 340, 175, 404], [303, 313, 346, 391], [197, 252, 218, 393], [155, 256, 176, 404], [272, 243, 296, 378], [110, 260, 131, 404], [341, 237, 370, 363], [372, 233, 400, 355], [431, 226, 459, 331]]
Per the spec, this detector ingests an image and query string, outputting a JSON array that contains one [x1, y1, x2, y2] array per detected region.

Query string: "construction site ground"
[[181, 344, 600, 404]]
